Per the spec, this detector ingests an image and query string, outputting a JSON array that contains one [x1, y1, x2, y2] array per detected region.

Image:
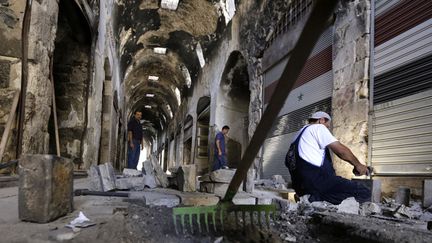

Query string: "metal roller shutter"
[[261, 26, 333, 181], [371, 0, 432, 175]]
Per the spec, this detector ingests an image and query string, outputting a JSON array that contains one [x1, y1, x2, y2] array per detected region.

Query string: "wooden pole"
[[0, 91, 20, 162], [50, 56, 61, 156]]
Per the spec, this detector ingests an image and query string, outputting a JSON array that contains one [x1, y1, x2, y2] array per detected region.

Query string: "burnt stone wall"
[[52, 9, 90, 163], [0, 0, 24, 167]]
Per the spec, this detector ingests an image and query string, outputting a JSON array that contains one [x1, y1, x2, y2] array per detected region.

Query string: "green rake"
[[173, 203, 276, 234], [172, 0, 338, 234]]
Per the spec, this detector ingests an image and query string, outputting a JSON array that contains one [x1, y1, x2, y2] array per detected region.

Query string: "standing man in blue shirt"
[[127, 111, 143, 169], [213, 125, 230, 171]]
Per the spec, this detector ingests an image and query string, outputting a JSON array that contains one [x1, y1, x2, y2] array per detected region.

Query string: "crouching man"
[[288, 111, 370, 204]]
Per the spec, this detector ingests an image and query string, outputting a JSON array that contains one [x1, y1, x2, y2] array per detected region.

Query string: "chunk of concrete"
[[98, 163, 116, 191], [200, 182, 229, 196], [19, 155, 73, 223], [422, 180, 432, 208], [271, 175, 286, 184], [360, 202, 382, 216], [337, 197, 359, 215], [129, 191, 180, 208], [143, 174, 157, 189], [156, 188, 219, 206], [352, 179, 381, 203], [87, 165, 102, 191], [209, 169, 236, 183], [150, 156, 169, 188], [232, 193, 257, 205], [116, 177, 145, 191], [122, 168, 142, 177], [177, 165, 196, 192]]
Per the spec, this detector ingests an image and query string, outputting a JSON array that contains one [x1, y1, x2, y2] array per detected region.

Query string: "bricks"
[[18, 155, 73, 223], [423, 180, 432, 208]]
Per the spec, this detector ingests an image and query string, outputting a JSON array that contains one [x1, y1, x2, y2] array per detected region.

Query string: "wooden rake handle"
[[223, 0, 340, 202]]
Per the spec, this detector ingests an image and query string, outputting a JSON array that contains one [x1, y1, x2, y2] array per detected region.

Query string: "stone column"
[[22, 0, 59, 154], [332, 0, 371, 178]]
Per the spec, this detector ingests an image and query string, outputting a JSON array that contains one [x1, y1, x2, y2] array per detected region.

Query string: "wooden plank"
[[0, 91, 20, 162]]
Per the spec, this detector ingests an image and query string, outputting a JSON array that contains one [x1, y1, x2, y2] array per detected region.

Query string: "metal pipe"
[[74, 189, 129, 197], [223, 0, 340, 202], [367, 0, 376, 170], [17, 0, 33, 157]]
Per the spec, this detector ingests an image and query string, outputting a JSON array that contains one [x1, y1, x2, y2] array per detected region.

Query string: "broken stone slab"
[[423, 180, 432, 208], [87, 165, 102, 191], [271, 175, 286, 184], [142, 160, 154, 176], [116, 177, 145, 191], [19, 154, 74, 223], [155, 188, 219, 206], [129, 191, 180, 208], [122, 168, 142, 177], [207, 169, 236, 183], [177, 165, 196, 192], [150, 156, 169, 188], [256, 197, 273, 205], [337, 197, 359, 215], [143, 174, 157, 189], [360, 202, 382, 216], [352, 179, 381, 203], [200, 182, 229, 196], [98, 163, 116, 192], [232, 193, 257, 205]]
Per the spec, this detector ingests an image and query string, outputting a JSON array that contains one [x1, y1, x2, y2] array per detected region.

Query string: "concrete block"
[[177, 165, 196, 192], [140, 191, 180, 208], [256, 197, 273, 205], [122, 168, 142, 177], [337, 197, 359, 215], [98, 163, 116, 191], [19, 155, 73, 223], [232, 194, 256, 205], [352, 179, 381, 203], [395, 187, 410, 206], [143, 174, 157, 189], [150, 156, 168, 187], [422, 180, 432, 208], [200, 182, 229, 196], [116, 177, 145, 191], [87, 165, 102, 191], [209, 169, 236, 183]]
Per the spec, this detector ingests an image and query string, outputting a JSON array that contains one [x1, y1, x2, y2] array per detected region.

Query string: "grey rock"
[[19, 155, 73, 223], [122, 168, 142, 177], [98, 163, 116, 191], [116, 177, 145, 191], [360, 202, 382, 216], [337, 197, 359, 215], [177, 165, 196, 192], [87, 165, 102, 191]]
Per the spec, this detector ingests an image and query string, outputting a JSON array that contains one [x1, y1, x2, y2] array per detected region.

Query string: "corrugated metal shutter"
[[262, 98, 332, 180], [261, 26, 334, 181], [371, 90, 432, 175], [371, 0, 432, 175]]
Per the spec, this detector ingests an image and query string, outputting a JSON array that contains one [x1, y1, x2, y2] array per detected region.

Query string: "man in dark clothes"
[[289, 111, 370, 204], [127, 111, 143, 169], [213, 125, 230, 171]]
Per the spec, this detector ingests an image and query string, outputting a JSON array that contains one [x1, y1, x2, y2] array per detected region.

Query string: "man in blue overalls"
[[212, 125, 230, 171], [290, 111, 370, 204]]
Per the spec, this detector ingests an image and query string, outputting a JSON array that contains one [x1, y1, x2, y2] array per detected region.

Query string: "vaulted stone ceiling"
[[115, 0, 225, 140]]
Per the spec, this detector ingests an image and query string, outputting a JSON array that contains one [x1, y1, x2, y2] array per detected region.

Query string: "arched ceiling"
[[116, 0, 226, 140]]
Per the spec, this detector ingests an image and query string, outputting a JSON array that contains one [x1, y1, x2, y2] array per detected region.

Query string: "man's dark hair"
[[222, 125, 230, 130]]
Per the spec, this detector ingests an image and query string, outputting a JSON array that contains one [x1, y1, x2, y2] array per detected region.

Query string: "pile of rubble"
[[87, 156, 168, 192], [272, 194, 432, 242]]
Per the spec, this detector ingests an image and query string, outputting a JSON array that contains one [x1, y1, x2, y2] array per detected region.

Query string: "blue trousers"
[[212, 154, 227, 171], [127, 139, 140, 169], [293, 149, 370, 204]]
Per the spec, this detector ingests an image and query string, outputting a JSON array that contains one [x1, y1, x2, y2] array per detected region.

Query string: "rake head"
[[172, 203, 276, 234]]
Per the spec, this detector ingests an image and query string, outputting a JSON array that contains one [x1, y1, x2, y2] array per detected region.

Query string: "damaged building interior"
[[0, 0, 432, 242]]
